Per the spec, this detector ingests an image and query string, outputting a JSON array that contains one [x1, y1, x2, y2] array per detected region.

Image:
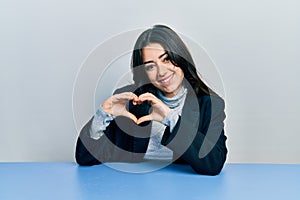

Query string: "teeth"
[[161, 75, 172, 83]]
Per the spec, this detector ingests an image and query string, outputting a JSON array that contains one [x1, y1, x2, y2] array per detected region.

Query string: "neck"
[[157, 86, 187, 109]]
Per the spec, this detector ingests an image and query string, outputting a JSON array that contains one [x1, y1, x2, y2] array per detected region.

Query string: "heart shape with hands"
[[101, 92, 171, 125]]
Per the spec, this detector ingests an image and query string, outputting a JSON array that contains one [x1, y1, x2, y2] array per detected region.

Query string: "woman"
[[75, 25, 227, 175]]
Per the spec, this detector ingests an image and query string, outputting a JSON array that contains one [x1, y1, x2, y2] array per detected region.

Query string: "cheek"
[[176, 69, 184, 80], [145, 72, 157, 82]]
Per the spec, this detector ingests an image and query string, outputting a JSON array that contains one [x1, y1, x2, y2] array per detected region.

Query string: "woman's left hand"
[[136, 92, 171, 124]]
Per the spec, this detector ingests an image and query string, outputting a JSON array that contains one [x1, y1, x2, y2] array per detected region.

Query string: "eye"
[[145, 64, 155, 71], [163, 55, 171, 63]]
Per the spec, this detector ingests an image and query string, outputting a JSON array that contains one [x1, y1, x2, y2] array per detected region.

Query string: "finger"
[[132, 97, 141, 105], [138, 92, 156, 99], [136, 115, 152, 124], [138, 93, 159, 103], [115, 92, 139, 102], [129, 92, 139, 102], [123, 92, 139, 100], [128, 93, 139, 105], [125, 111, 138, 123], [133, 99, 142, 105]]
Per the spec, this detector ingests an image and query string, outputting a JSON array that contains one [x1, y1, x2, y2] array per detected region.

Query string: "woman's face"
[[142, 43, 184, 98]]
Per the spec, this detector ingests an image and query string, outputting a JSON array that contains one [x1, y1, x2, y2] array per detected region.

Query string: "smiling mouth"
[[158, 74, 173, 85]]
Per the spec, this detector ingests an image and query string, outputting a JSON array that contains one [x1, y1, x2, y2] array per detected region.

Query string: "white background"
[[0, 0, 299, 163]]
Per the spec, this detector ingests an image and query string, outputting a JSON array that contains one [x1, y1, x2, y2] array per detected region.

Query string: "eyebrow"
[[143, 52, 168, 65]]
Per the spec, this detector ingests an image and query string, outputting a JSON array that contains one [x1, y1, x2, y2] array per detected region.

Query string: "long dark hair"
[[131, 24, 211, 96]]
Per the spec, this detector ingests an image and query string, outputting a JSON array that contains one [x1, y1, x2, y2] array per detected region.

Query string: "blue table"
[[0, 162, 299, 199]]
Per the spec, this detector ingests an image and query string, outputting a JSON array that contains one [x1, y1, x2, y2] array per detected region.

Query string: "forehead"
[[142, 43, 166, 60]]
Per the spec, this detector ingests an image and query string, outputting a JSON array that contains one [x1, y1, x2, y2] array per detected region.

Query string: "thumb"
[[125, 111, 138, 123], [136, 115, 152, 124]]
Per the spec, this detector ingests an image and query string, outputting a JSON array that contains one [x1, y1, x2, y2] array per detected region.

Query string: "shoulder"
[[198, 94, 225, 110], [197, 94, 226, 126], [187, 92, 225, 119]]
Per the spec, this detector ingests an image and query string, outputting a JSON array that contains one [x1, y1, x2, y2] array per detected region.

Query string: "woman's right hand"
[[101, 92, 139, 122]]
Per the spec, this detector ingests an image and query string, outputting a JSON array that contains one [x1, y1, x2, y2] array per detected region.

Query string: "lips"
[[158, 73, 174, 86]]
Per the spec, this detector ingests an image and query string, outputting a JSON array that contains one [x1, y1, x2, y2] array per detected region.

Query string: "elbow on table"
[[75, 152, 101, 166], [197, 145, 227, 175], [75, 158, 88, 166], [192, 164, 224, 176], [75, 154, 89, 166], [192, 154, 227, 175]]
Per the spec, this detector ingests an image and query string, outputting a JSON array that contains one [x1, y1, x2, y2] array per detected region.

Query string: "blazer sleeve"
[[75, 116, 118, 166], [75, 86, 131, 166], [161, 95, 227, 175], [75, 85, 152, 166]]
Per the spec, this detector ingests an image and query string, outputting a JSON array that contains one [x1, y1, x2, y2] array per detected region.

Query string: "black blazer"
[[75, 84, 227, 175]]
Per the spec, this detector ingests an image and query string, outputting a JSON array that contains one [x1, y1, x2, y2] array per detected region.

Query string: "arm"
[[75, 117, 102, 166], [75, 89, 136, 165], [75, 116, 117, 166], [75, 86, 150, 166], [161, 95, 227, 175]]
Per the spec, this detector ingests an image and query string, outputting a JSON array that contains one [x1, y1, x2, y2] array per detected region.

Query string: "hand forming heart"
[[101, 92, 171, 124]]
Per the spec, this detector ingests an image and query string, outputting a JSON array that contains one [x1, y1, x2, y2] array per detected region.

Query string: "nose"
[[157, 63, 167, 77]]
